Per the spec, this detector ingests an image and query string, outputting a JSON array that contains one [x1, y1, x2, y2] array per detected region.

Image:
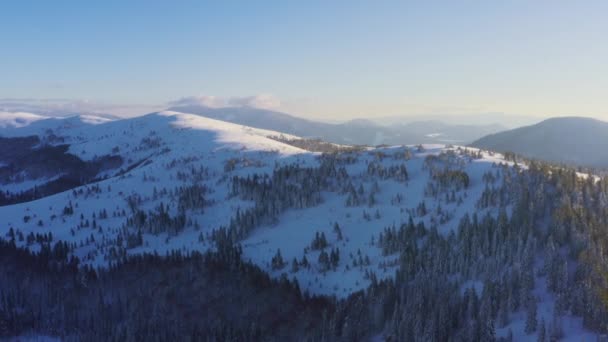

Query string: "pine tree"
[[550, 309, 564, 340], [358, 183, 365, 195], [537, 318, 546, 342], [310, 231, 328, 250], [498, 299, 510, 327], [291, 258, 299, 273], [271, 249, 285, 270], [329, 248, 340, 269], [368, 192, 376, 207], [333, 223, 343, 241], [300, 255, 309, 268], [525, 296, 537, 334], [479, 318, 495, 342], [318, 250, 330, 272]]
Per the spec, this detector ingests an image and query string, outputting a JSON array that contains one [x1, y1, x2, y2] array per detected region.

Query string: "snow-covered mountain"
[[167, 105, 507, 145], [0, 111, 603, 340]]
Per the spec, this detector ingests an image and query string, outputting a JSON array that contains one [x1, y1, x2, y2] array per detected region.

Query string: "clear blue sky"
[[2, 1, 608, 120]]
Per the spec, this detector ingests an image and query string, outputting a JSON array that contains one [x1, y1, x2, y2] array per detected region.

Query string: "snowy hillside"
[[0, 111, 602, 340], [0, 113, 113, 137], [2, 112, 488, 278]]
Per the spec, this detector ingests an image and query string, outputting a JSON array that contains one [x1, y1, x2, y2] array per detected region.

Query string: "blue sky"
[[2, 1, 608, 120]]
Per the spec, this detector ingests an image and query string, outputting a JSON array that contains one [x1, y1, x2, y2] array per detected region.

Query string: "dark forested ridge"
[[471, 117, 608, 168]]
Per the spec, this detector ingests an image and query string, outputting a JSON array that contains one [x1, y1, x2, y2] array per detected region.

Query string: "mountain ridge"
[[471, 116, 608, 168]]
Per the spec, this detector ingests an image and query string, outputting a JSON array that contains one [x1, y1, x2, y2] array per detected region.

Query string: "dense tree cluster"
[[221, 160, 346, 242], [0, 238, 344, 341], [366, 161, 409, 182]]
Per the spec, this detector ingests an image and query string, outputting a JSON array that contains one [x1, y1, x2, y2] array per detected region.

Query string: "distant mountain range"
[[471, 116, 608, 168], [167, 105, 506, 145], [373, 112, 542, 128]]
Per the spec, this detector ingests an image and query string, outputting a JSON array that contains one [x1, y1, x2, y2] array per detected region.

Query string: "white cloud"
[[167, 95, 225, 108], [168, 94, 281, 110], [0, 111, 48, 128], [227, 94, 281, 109]]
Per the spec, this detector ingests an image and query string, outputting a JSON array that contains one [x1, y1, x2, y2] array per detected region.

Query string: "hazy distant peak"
[[342, 118, 377, 127]]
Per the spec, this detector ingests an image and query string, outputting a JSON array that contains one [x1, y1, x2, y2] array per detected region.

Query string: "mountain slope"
[[472, 116, 608, 168], [167, 105, 506, 145], [0, 112, 306, 204]]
